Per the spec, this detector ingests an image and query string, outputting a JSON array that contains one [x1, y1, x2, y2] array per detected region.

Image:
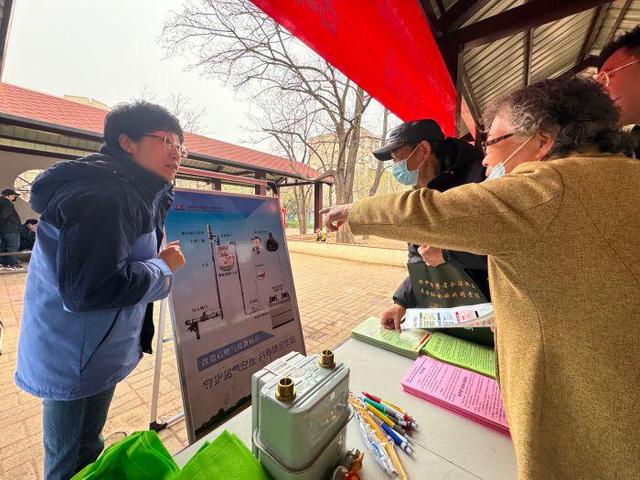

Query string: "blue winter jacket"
[[15, 145, 174, 400]]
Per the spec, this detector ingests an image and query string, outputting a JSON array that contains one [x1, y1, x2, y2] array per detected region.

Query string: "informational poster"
[[165, 189, 305, 442]]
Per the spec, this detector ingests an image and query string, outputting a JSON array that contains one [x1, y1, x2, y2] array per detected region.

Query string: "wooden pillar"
[[211, 178, 222, 191], [440, 41, 465, 137], [313, 181, 323, 232], [254, 170, 267, 195]]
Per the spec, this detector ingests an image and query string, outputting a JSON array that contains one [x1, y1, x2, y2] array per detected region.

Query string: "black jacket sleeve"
[[392, 275, 416, 308], [443, 249, 488, 271]]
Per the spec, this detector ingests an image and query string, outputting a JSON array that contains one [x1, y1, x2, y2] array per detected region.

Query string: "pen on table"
[[369, 406, 410, 437], [365, 403, 402, 431], [362, 397, 408, 426], [366, 410, 413, 455], [381, 422, 413, 455], [362, 391, 418, 428], [369, 411, 414, 446], [381, 400, 418, 429], [363, 396, 406, 423]]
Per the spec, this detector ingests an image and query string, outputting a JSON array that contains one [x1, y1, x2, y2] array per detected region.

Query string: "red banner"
[[250, 0, 456, 136]]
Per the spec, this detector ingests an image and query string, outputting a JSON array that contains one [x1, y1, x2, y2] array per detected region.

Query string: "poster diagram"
[[165, 189, 305, 442]]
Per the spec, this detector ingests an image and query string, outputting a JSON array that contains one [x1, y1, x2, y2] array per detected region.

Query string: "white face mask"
[[484, 135, 535, 181]]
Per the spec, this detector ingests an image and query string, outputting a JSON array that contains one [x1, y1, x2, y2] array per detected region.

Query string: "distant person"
[[0, 188, 23, 270], [596, 25, 640, 157], [19, 219, 38, 251], [15, 102, 186, 479]]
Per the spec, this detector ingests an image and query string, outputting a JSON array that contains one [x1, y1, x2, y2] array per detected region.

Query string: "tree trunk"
[[368, 107, 390, 197], [336, 87, 366, 244], [363, 107, 390, 241], [293, 185, 308, 234]]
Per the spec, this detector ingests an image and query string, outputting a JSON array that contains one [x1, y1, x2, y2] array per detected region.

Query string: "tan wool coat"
[[348, 153, 640, 480]]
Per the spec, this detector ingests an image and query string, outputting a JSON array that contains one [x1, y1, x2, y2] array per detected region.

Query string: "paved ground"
[[0, 252, 406, 479]]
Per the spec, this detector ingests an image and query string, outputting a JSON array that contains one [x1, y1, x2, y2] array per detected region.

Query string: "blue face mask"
[[484, 135, 534, 181], [391, 145, 421, 186]]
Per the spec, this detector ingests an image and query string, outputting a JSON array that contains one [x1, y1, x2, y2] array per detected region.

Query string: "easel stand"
[[149, 298, 184, 431], [148, 168, 279, 433]]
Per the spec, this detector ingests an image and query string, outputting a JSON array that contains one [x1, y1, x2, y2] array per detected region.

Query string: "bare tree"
[[250, 92, 320, 233], [369, 107, 390, 197], [165, 92, 207, 134], [162, 0, 373, 242], [135, 88, 207, 134]]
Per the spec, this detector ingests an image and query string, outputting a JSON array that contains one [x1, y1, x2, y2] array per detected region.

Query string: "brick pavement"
[[0, 252, 406, 479]]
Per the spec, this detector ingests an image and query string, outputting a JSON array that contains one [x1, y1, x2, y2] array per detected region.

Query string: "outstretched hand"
[[319, 203, 354, 232]]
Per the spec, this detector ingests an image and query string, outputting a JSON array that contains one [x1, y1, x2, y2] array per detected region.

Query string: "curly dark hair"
[[484, 77, 637, 158], [597, 25, 640, 69], [103, 101, 184, 150]]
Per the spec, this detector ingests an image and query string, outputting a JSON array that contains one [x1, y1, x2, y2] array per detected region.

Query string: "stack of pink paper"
[[401, 356, 509, 435]]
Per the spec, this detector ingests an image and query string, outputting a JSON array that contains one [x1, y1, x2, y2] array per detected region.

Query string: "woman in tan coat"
[[322, 77, 639, 479]]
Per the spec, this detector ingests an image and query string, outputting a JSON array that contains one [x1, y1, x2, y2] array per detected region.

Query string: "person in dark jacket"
[[19, 218, 38, 251], [15, 102, 187, 480], [0, 188, 23, 269], [373, 120, 491, 340]]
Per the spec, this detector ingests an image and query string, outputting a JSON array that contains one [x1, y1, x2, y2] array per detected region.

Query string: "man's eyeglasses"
[[481, 132, 516, 154], [143, 134, 189, 157], [596, 58, 640, 88]]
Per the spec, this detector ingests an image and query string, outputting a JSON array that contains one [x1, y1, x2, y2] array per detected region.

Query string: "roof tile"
[[0, 82, 319, 178]]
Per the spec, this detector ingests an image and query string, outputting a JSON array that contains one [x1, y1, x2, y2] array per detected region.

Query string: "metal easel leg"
[[149, 299, 168, 431], [149, 299, 187, 431]]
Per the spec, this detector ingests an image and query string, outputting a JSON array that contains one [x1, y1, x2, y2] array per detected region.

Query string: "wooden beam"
[[454, 51, 465, 137], [440, 0, 486, 32], [524, 29, 534, 85], [559, 54, 599, 77], [461, 72, 482, 129], [603, 0, 633, 47], [313, 182, 323, 232], [443, 0, 611, 50], [418, 0, 442, 34], [578, 4, 610, 62], [433, 0, 447, 17], [254, 170, 267, 195]]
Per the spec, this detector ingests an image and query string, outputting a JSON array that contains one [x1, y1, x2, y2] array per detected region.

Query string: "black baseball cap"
[[373, 119, 445, 160], [1, 189, 20, 196]]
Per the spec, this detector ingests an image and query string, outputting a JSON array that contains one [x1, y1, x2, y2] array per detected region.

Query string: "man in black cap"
[[0, 188, 23, 270], [372, 120, 492, 344]]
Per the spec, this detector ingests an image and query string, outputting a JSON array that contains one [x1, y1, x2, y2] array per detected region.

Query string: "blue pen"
[[381, 421, 413, 454]]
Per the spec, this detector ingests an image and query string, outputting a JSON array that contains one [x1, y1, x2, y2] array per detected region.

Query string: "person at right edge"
[[322, 77, 639, 479], [374, 119, 493, 346], [596, 25, 640, 158]]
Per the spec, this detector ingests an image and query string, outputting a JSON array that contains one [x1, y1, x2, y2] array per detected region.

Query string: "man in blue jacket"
[[15, 102, 186, 479]]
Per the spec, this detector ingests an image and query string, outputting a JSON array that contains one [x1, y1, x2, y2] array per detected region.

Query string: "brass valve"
[[318, 349, 336, 369], [275, 377, 296, 402]]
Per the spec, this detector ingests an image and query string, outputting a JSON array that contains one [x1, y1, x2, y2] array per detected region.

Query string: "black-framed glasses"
[[143, 134, 189, 157], [596, 58, 640, 87], [481, 132, 516, 154]]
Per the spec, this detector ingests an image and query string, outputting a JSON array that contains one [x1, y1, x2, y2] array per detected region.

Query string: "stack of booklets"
[[401, 356, 509, 435], [421, 332, 496, 378], [351, 316, 430, 359]]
